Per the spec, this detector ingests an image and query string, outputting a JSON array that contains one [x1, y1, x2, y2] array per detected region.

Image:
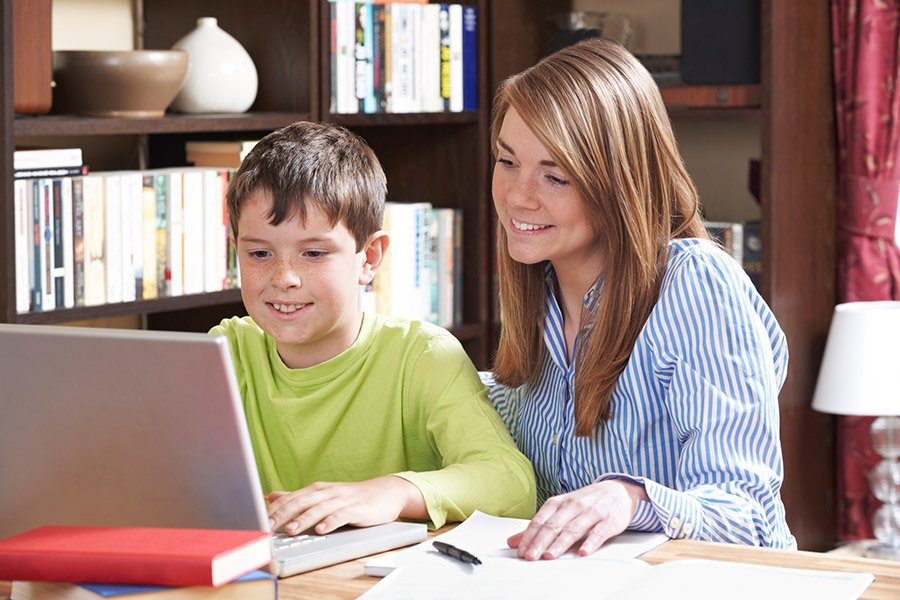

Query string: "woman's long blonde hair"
[[490, 38, 708, 436]]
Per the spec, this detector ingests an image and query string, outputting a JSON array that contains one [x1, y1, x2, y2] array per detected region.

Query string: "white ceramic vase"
[[169, 17, 258, 113]]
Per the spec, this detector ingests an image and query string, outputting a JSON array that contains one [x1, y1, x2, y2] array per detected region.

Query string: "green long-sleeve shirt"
[[210, 313, 536, 528]]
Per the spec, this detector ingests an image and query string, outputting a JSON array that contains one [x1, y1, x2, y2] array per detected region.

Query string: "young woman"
[[487, 37, 795, 561]]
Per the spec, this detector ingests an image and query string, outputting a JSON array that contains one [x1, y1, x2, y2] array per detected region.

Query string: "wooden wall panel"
[[761, 0, 837, 550]]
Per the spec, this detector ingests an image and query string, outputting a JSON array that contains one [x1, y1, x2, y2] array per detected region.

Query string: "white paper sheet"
[[360, 512, 874, 600], [363, 510, 670, 577]]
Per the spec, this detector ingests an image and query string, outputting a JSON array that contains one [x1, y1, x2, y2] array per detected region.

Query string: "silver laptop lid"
[[0, 324, 270, 539]]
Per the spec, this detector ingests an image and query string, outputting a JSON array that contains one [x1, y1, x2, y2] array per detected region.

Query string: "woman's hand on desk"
[[266, 475, 427, 535], [508, 480, 648, 560]]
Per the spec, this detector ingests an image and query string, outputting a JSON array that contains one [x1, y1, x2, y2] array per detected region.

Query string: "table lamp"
[[812, 301, 900, 560]]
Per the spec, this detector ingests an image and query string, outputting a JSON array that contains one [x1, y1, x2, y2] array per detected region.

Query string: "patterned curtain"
[[831, 0, 900, 541]]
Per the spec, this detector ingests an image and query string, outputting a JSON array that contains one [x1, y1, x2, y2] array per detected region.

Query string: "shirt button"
[[683, 521, 694, 535], [669, 517, 681, 530], [551, 434, 559, 443]]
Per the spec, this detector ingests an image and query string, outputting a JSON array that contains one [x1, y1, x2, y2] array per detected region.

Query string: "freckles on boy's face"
[[234, 191, 367, 369]]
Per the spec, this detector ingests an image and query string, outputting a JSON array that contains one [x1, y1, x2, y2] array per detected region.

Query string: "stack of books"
[[13, 148, 88, 180], [185, 140, 258, 169], [0, 525, 276, 600]]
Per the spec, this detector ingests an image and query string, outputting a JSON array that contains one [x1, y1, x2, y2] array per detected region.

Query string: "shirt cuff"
[[392, 471, 445, 530], [596, 473, 702, 539]]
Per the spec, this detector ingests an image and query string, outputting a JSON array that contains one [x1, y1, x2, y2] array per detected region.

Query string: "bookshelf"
[[1, 0, 835, 549], [0, 0, 495, 366]]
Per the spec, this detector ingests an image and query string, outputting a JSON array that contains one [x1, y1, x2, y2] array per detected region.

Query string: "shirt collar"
[[542, 262, 604, 317]]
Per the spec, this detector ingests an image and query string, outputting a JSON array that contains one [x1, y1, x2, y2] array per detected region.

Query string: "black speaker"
[[681, 0, 760, 84]]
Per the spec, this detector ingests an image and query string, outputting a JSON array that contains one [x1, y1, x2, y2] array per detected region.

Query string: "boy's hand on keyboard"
[[267, 475, 427, 535]]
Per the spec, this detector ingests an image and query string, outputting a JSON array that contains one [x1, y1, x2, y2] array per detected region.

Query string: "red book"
[[0, 526, 273, 587]]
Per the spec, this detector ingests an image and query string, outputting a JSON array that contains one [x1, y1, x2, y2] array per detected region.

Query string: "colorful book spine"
[[40, 179, 55, 310], [391, 3, 414, 113], [408, 3, 423, 112], [167, 170, 185, 297], [181, 168, 205, 296], [104, 174, 123, 305], [72, 177, 85, 307], [421, 3, 442, 113], [337, 0, 358, 113], [14, 164, 89, 179], [13, 179, 29, 313], [141, 174, 158, 300], [358, 2, 376, 113], [51, 180, 65, 308], [372, 3, 387, 112], [329, 0, 339, 113], [119, 172, 143, 303], [82, 174, 107, 307], [439, 5, 451, 111], [453, 207, 463, 326], [462, 5, 477, 111], [14, 147, 82, 170], [154, 172, 169, 298], [448, 3, 463, 112], [30, 179, 41, 311], [61, 177, 75, 308]]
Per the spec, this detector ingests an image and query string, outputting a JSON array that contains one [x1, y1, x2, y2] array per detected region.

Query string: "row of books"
[[181, 142, 466, 329], [9, 572, 275, 600], [13, 167, 238, 314], [329, 1, 477, 114], [360, 202, 464, 329], [12, 163, 465, 329], [704, 219, 762, 290]]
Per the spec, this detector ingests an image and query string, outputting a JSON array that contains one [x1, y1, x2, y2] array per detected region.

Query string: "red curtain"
[[831, 0, 900, 540]]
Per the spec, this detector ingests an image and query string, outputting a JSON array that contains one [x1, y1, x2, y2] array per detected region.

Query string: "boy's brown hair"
[[226, 121, 387, 250]]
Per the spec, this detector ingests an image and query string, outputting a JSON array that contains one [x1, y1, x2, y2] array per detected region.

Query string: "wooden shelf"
[[328, 111, 480, 127], [14, 112, 312, 137], [660, 83, 761, 109], [12, 289, 244, 324]]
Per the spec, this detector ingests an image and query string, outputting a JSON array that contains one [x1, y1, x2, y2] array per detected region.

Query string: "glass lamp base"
[[870, 417, 900, 555], [865, 543, 900, 561]]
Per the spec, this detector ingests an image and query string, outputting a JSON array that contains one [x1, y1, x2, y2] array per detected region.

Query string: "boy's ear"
[[359, 230, 389, 285]]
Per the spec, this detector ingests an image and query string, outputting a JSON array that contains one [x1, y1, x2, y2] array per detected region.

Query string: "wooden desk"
[[2, 538, 899, 600], [643, 541, 900, 600]]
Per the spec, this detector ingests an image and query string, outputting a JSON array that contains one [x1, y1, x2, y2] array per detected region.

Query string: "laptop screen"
[[0, 324, 270, 539]]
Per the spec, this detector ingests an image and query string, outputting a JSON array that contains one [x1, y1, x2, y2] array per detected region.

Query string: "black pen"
[[433, 540, 483, 565]]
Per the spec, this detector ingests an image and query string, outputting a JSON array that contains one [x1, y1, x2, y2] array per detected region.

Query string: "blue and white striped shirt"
[[486, 238, 796, 549]]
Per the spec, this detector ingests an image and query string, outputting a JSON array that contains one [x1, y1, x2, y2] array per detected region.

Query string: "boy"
[[211, 121, 536, 537]]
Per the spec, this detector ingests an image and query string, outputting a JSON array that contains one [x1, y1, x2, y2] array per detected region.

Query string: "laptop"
[[0, 324, 427, 577]]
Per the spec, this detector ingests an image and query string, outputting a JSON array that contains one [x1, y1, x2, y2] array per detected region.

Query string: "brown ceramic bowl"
[[51, 50, 189, 118]]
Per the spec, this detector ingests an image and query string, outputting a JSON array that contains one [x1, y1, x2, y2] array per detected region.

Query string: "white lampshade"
[[812, 301, 900, 416]]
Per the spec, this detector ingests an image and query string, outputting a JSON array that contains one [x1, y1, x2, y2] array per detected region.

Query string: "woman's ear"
[[359, 230, 389, 285]]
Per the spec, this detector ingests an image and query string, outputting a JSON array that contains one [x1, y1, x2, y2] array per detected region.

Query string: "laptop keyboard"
[[270, 522, 428, 577], [273, 532, 321, 553]]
